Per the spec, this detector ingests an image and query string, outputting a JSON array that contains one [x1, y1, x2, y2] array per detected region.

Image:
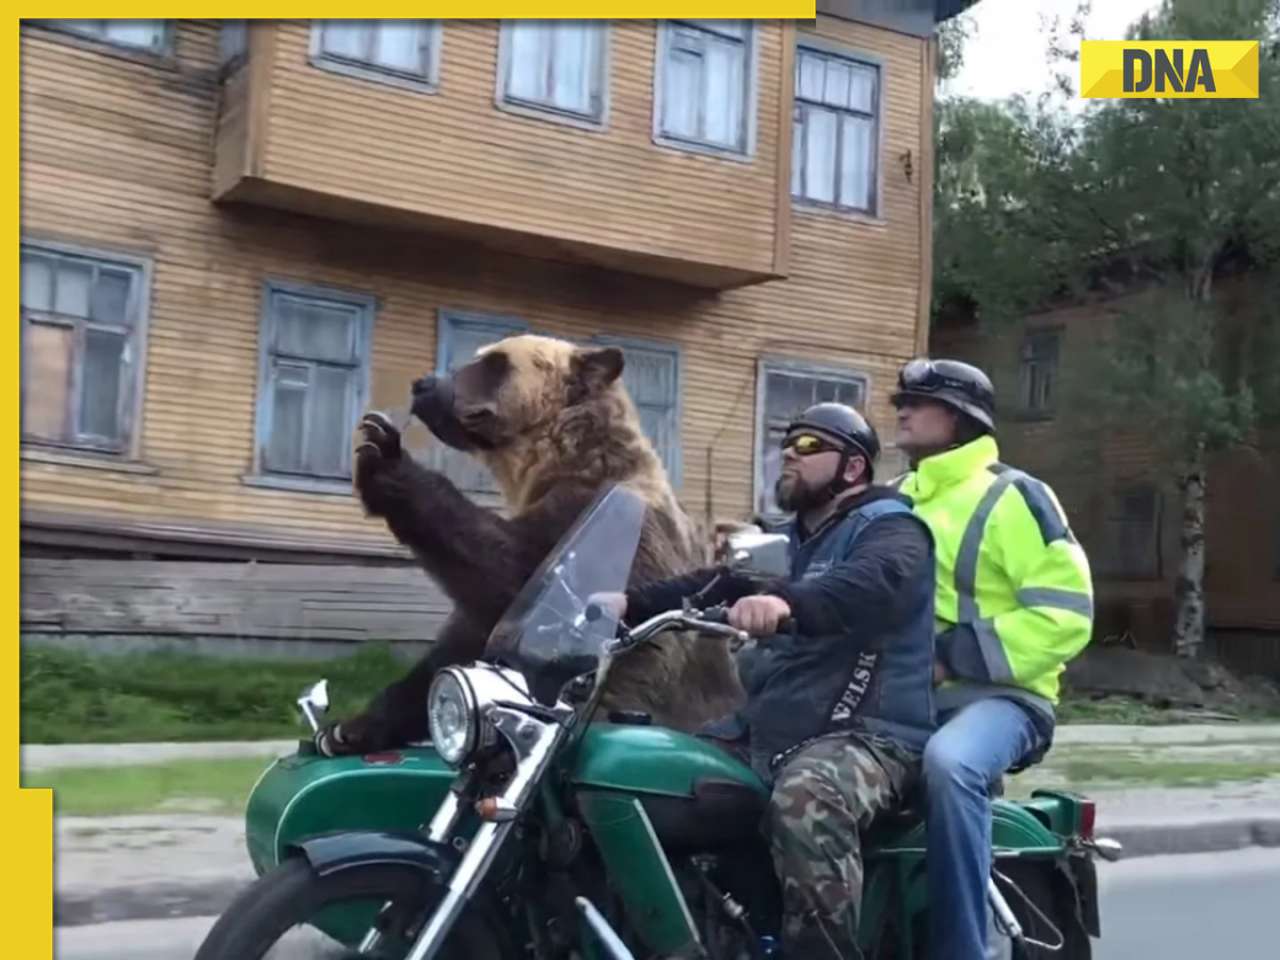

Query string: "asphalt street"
[[51, 847, 1280, 959], [1093, 846, 1280, 960]]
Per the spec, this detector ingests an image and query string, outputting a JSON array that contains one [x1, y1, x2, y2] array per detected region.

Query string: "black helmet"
[[786, 402, 881, 465], [891, 358, 996, 433]]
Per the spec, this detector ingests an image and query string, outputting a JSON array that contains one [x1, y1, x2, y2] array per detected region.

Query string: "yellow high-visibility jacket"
[[898, 436, 1093, 726]]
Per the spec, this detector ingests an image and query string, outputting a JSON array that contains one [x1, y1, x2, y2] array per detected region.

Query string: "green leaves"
[[934, 0, 1280, 464]]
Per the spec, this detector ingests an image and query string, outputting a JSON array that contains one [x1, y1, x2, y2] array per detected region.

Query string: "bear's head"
[[411, 334, 658, 504], [410, 334, 627, 451]]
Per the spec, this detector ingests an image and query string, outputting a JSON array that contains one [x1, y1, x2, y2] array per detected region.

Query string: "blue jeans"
[[924, 698, 1047, 960]]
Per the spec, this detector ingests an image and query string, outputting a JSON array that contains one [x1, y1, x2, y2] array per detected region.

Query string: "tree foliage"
[[932, 0, 1280, 654], [936, 0, 1280, 449]]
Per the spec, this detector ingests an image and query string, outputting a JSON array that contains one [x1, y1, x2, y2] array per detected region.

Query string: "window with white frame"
[[1019, 329, 1060, 416], [256, 283, 374, 482], [500, 21, 606, 121], [599, 338, 682, 483], [657, 20, 753, 154], [21, 243, 149, 455], [791, 46, 880, 214], [436, 312, 528, 495], [37, 20, 169, 54], [312, 20, 438, 84], [756, 360, 867, 517], [1096, 485, 1162, 579]]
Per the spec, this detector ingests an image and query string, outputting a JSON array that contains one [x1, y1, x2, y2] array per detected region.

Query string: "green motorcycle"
[[195, 485, 1119, 960]]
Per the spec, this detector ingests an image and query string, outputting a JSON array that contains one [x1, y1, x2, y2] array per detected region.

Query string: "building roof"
[[818, 0, 984, 38], [937, 0, 983, 21]]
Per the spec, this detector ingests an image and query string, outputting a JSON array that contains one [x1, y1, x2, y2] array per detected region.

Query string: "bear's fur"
[[325, 334, 742, 754]]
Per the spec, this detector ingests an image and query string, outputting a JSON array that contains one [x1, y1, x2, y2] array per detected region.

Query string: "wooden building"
[[932, 277, 1280, 679], [20, 7, 974, 655]]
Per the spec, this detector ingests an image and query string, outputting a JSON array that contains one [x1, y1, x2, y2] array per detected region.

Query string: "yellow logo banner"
[[1080, 40, 1259, 99]]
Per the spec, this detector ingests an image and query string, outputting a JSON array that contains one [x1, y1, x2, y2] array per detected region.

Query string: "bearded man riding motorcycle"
[[601, 402, 937, 960]]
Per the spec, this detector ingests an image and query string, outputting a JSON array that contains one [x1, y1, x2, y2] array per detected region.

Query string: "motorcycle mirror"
[[296, 679, 330, 734], [725, 530, 789, 578]]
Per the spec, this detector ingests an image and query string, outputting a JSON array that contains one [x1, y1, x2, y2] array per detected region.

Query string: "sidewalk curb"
[[22, 722, 1280, 772], [23, 740, 298, 773], [1100, 815, 1280, 859], [52, 817, 1280, 928]]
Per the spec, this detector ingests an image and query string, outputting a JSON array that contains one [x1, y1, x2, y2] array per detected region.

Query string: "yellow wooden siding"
[[212, 60, 251, 198], [215, 20, 784, 280], [21, 18, 931, 553]]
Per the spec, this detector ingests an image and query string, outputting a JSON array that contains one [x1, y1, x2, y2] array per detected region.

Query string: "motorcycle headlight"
[[428, 669, 477, 767]]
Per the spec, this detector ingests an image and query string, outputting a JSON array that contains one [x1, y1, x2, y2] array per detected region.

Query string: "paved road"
[[1094, 846, 1280, 959], [55, 915, 341, 960], [54, 847, 1280, 959]]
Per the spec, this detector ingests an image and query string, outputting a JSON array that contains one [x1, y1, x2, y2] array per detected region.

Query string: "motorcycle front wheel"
[[193, 856, 509, 960]]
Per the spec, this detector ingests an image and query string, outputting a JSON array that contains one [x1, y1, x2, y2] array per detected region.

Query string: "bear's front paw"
[[354, 411, 404, 505], [315, 709, 398, 757], [356, 411, 403, 461]]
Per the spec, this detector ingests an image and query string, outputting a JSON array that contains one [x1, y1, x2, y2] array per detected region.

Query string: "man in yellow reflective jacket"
[[891, 358, 1092, 960]]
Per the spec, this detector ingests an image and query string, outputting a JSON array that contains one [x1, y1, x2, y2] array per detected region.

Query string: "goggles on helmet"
[[897, 359, 984, 401]]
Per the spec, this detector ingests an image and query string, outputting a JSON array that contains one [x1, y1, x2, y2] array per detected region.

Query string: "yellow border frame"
[[11, 9, 817, 953], [12, 15, 53, 949]]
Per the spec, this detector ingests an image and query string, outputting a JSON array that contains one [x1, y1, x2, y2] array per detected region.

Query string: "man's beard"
[[775, 470, 834, 513]]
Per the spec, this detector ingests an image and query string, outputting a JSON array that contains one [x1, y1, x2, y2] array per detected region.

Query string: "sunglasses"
[[781, 433, 842, 457]]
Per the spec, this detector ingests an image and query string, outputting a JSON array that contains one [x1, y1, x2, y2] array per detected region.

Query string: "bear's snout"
[[410, 375, 476, 450], [411, 375, 451, 410]]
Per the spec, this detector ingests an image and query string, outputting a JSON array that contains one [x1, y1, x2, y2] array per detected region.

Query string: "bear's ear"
[[569, 346, 625, 403]]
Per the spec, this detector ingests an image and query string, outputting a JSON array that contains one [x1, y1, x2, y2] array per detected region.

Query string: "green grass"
[[1058, 694, 1280, 726], [1008, 748, 1280, 796], [20, 644, 407, 744], [21, 756, 273, 816], [1057, 696, 1179, 725], [21, 644, 1280, 745], [1057, 757, 1280, 788]]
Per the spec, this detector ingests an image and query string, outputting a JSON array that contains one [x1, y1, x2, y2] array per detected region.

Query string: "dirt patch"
[[1064, 648, 1280, 719]]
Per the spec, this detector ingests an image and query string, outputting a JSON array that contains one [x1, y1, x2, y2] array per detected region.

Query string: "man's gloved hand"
[[934, 623, 980, 684], [728, 595, 792, 636], [933, 659, 951, 686]]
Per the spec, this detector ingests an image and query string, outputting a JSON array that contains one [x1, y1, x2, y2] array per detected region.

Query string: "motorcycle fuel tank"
[[569, 722, 768, 798]]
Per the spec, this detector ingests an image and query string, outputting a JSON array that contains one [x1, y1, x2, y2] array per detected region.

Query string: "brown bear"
[[319, 334, 743, 755]]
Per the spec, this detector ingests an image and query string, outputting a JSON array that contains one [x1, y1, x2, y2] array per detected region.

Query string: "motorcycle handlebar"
[[620, 606, 794, 647], [619, 608, 747, 649]]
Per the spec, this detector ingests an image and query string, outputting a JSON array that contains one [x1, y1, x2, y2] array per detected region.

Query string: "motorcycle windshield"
[[486, 484, 647, 705]]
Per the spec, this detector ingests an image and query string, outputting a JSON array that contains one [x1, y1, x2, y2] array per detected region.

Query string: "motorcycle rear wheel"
[[193, 856, 508, 960]]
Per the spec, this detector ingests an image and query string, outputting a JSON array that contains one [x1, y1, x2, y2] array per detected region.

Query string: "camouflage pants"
[[768, 734, 921, 960]]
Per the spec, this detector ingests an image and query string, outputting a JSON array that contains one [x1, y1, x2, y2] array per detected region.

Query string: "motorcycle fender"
[[245, 746, 460, 876], [290, 830, 458, 882], [1068, 851, 1101, 937]]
